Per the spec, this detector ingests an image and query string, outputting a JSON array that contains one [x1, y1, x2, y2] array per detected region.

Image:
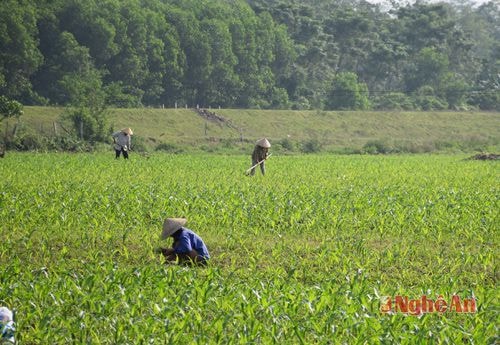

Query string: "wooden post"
[[4, 121, 8, 142], [53, 122, 58, 136]]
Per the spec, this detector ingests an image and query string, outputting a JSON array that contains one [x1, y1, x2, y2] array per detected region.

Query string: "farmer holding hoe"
[[156, 218, 210, 266], [112, 127, 133, 159], [248, 138, 271, 176]]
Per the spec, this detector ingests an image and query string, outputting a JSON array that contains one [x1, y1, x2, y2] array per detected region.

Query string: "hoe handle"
[[245, 153, 272, 174]]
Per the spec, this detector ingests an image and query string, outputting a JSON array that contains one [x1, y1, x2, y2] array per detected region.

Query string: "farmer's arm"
[[182, 250, 200, 260], [112, 132, 119, 144], [260, 148, 269, 160], [263, 147, 270, 157], [160, 247, 175, 256], [164, 249, 199, 262], [173, 250, 202, 264], [171, 236, 201, 262]]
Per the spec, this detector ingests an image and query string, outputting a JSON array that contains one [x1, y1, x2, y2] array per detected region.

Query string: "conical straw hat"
[[256, 138, 271, 148], [161, 218, 187, 239], [0, 307, 13, 322], [121, 127, 133, 135]]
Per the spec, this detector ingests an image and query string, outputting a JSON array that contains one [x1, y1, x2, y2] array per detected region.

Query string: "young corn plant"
[[0, 153, 496, 343]]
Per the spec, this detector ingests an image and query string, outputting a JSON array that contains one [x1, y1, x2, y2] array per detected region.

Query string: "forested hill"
[[1, 0, 498, 111]]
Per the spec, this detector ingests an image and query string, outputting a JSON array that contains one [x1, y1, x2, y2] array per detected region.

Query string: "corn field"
[[0, 153, 498, 344]]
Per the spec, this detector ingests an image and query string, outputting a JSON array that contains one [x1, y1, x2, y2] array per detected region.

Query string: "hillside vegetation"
[[2, 0, 498, 153], [14, 106, 500, 154]]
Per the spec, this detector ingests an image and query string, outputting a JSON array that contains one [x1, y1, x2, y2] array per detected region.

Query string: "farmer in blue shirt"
[[157, 218, 210, 265]]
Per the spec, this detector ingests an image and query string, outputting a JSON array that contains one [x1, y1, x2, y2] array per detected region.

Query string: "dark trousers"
[[250, 160, 265, 175], [115, 148, 129, 159]]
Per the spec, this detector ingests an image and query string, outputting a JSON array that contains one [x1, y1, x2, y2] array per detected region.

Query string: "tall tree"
[[1, 0, 496, 111], [0, 0, 43, 103]]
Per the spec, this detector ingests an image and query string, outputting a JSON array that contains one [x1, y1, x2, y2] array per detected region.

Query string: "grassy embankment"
[[16, 106, 500, 153]]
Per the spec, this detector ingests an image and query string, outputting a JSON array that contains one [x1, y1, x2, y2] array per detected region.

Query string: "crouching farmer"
[[157, 218, 210, 266]]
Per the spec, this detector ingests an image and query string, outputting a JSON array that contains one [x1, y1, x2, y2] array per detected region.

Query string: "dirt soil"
[[468, 153, 499, 160], [194, 108, 238, 130]]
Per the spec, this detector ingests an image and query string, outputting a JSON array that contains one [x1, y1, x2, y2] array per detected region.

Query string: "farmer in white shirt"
[[112, 127, 133, 159]]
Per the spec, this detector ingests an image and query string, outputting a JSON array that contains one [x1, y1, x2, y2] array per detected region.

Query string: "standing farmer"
[[112, 127, 133, 159], [157, 218, 210, 266], [249, 138, 271, 176]]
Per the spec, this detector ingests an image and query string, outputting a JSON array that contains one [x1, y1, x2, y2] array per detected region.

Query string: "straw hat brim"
[[161, 218, 187, 239], [121, 128, 133, 135], [0, 307, 13, 322], [256, 138, 271, 148]]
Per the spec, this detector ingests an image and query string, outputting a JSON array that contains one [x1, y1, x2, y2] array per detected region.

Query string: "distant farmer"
[[112, 127, 133, 159], [156, 218, 210, 266], [249, 138, 271, 176]]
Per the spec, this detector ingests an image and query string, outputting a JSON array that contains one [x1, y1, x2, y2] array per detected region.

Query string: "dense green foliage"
[[0, 0, 498, 110], [0, 153, 497, 343]]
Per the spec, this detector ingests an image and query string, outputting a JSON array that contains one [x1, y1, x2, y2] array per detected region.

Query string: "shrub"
[[363, 140, 391, 154], [4, 125, 46, 151], [413, 86, 448, 110], [373, 92, 414, 110], [155, 142, 183, 153], [325, 72, 370, 110], [129, 135, 148, 153], [301, 139, 322, 153], [16, 133, 46, 151], [415, 96, 448, 110], [46, 136, 91, 152], [278, 138, 295, 152], [63, 107, 109, 142], [291, 96, 311, 110]]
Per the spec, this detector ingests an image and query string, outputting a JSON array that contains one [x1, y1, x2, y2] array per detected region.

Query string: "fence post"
[[4, 122, 8, 142]]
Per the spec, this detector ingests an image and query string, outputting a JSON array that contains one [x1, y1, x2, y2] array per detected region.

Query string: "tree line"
[[0, 0, 498, 111]]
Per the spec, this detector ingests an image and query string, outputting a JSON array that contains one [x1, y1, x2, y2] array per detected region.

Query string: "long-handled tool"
[[245, 153, 272, 175]]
